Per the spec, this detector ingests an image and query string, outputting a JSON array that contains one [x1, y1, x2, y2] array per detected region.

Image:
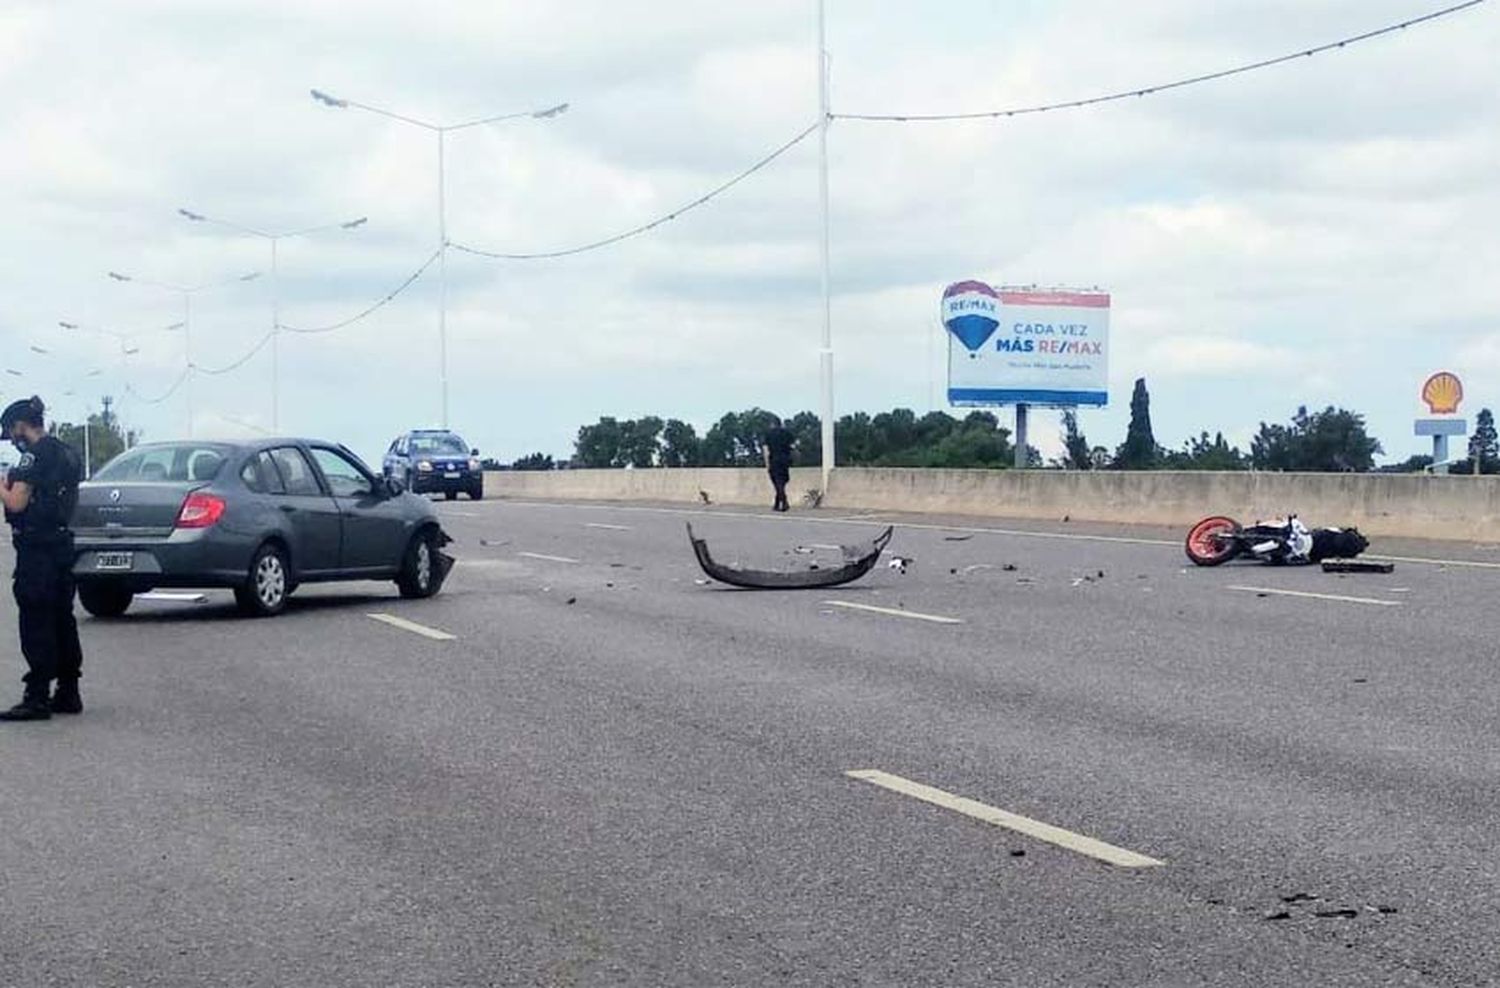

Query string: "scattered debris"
[[565, 597, 577, 605], [1062, 515, 1071, 523], [694, 579, 712, 586], [1282, 893, 1320, 904], [1096, 570, 1106, 579], [1353, 678, 1369, 684], [605, 582, 615, 588], [1263, 911, 1294, 922], [1322, 560, 1396, 574], [944, 533, 975, 542], [479, 539, 511, 547], [1373, 905, 1399, 915], [686, 523, 894, 589], [888, 556, 912, 574], [609, 563, 625, 568], [698, 490, 712, 505], [961, 564, 995, 575], [1314, 908, 1360, 920], [793, 546, 817, 555], [1002, 564, 1018, 572], [802, 489, 824, 508], [1009, 849, 1026, 858], [1016, 577, 1035, 586]]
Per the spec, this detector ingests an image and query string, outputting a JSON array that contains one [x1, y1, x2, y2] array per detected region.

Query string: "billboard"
[[944, 282, 1110, 407]]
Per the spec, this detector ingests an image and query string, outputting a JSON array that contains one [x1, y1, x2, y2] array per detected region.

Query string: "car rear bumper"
[[73, 529, 251, 590]]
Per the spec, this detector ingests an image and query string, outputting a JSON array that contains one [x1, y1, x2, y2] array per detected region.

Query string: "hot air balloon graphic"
[[941, 281, 1001, 354], [1422, 372, 1464, 415]]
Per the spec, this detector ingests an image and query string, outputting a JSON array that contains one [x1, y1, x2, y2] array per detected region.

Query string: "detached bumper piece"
[[1321, 560, 1396, 574], [687, 523, 894, 590]]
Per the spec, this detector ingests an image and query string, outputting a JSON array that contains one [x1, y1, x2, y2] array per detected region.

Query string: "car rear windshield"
[[94, 444, 230, 483], [410, 434, 468, 455]]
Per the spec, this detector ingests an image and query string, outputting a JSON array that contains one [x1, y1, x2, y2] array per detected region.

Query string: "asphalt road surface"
[[5, 497, 1500, 987]]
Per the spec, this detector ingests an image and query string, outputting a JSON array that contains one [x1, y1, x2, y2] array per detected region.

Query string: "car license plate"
[[95, 552, 133, 571], [444, 471, 461, 479]]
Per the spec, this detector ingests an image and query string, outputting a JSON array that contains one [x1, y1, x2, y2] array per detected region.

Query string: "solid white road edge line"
[[517, 551, 581, 564], [822, 600, 963, 624], [846, 769, 1164, 869], [1226, 585, 1402, 607], [366, 613, 458, 641]]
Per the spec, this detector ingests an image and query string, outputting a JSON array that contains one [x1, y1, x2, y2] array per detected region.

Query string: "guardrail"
[[484, 468, 1500, 542]]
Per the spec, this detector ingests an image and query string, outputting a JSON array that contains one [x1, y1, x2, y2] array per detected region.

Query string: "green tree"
[[660, 419, 701, 468], [512, 452, 554, 471], [788, 411, 821, 467], [574, 417, 624, 468], [1468, 408, 1499, 475], [1162, 432, 1247, 471], [54, 398, 136, 476], [1380, 454, 1434, 474], [1060, 410, 1092, 470], [1113, 378, 1160, 469], [1251, 406, 1383, 472], [618, 416, 663, 468]]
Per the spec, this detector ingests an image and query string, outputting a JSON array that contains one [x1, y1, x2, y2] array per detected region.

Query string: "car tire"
[[78, 581, 133, 619], [467, 482, 484, 501], [396, 529, 443, 599], [236, 543, 290, 617]]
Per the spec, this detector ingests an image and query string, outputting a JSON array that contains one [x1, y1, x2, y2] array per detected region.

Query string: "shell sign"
[[1422, 372, 1464, 415]]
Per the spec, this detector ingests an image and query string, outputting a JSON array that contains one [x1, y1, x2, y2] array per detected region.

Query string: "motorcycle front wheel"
[[1185, 516, 1243, 567]]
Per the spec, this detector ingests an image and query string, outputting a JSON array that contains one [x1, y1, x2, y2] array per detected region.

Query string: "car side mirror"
[[471, 448, 480, 457], [385, 476, 405, 498]]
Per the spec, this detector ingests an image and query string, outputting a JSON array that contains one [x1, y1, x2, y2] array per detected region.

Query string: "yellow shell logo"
[[1422, 372, 1463, 415]]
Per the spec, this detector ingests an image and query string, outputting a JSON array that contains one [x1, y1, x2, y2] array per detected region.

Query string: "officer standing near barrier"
[[0, 396, 84, 722]]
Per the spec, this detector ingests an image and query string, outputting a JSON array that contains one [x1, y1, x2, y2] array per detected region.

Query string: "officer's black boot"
[[50, 680, 82, 715], [0, 686, 52, 721]]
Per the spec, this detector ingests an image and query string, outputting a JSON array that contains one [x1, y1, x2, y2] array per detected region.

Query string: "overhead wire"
[[833, 0, 1487, 122], [449, 121, 821, 261], [277, 247, 443, 335], [123, 366, 191, 406]]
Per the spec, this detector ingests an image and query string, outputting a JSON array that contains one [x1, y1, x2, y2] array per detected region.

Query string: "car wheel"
[[236, 543, 290, 617], [396, 529, 443, 599], [78, 581, 134, 619], [443, 490, 457, 501], [467, 482, 484, 501]]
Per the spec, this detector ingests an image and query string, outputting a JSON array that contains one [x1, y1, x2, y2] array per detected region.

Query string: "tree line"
[[505, 376, 1490, 474]]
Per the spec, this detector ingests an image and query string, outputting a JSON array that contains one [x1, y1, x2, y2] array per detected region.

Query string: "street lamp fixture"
[[173, 207, 368, 430], [310, 86, 568, 427]]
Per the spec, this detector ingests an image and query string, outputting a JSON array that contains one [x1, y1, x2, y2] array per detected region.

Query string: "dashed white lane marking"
[[485, 499, 1500, 569], [847, 769, 1164, 869], [518, 552, 581, 564], [1227, 585, 1402, 607], [585, 522, 633, 531], [366, 613, 457, 641], [822, 600, 963, 625]]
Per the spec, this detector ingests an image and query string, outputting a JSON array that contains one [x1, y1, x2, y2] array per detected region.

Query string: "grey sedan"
[[72, 439, 452, 618]]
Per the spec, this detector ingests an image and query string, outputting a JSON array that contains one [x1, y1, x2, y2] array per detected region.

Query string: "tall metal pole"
[[270, 238, 281, 433], [816, 0, 835, 491], [437, 129, 450, 429], [183, 293, 195, 439]]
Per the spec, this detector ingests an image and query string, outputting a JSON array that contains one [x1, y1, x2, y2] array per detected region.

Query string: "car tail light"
[[177, 491, 226, 529]]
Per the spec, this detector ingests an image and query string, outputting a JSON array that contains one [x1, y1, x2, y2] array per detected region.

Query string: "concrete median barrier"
[[485, 468, 1500, 542]]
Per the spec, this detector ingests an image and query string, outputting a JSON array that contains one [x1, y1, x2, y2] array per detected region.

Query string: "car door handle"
[[279, 505, 297, 514]]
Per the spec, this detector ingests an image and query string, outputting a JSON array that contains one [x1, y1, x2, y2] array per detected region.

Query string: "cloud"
[[0, 0, 1494, 466]]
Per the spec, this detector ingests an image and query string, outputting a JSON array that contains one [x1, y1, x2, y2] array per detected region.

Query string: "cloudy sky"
[[1, 0, 1495, 466]]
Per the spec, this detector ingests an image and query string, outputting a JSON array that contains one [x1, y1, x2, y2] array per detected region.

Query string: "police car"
[[382, 430, 484, 501]]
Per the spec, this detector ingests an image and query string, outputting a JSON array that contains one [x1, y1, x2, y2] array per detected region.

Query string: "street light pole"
[[437, 129, 449, 428], [311, 89, 567, 429], [107, 269, 260, 439], [177, 209, 366, 432], [816, 0, 836, 492]]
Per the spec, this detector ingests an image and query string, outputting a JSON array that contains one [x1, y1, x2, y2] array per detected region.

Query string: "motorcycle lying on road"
[[1185, 515, 1370, 567]]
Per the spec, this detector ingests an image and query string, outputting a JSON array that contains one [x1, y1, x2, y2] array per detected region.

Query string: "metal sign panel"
[[945, 283, 1110, 407]]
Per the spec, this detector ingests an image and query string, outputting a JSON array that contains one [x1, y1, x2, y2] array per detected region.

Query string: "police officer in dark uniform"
[[0, 396, 84, 722]]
